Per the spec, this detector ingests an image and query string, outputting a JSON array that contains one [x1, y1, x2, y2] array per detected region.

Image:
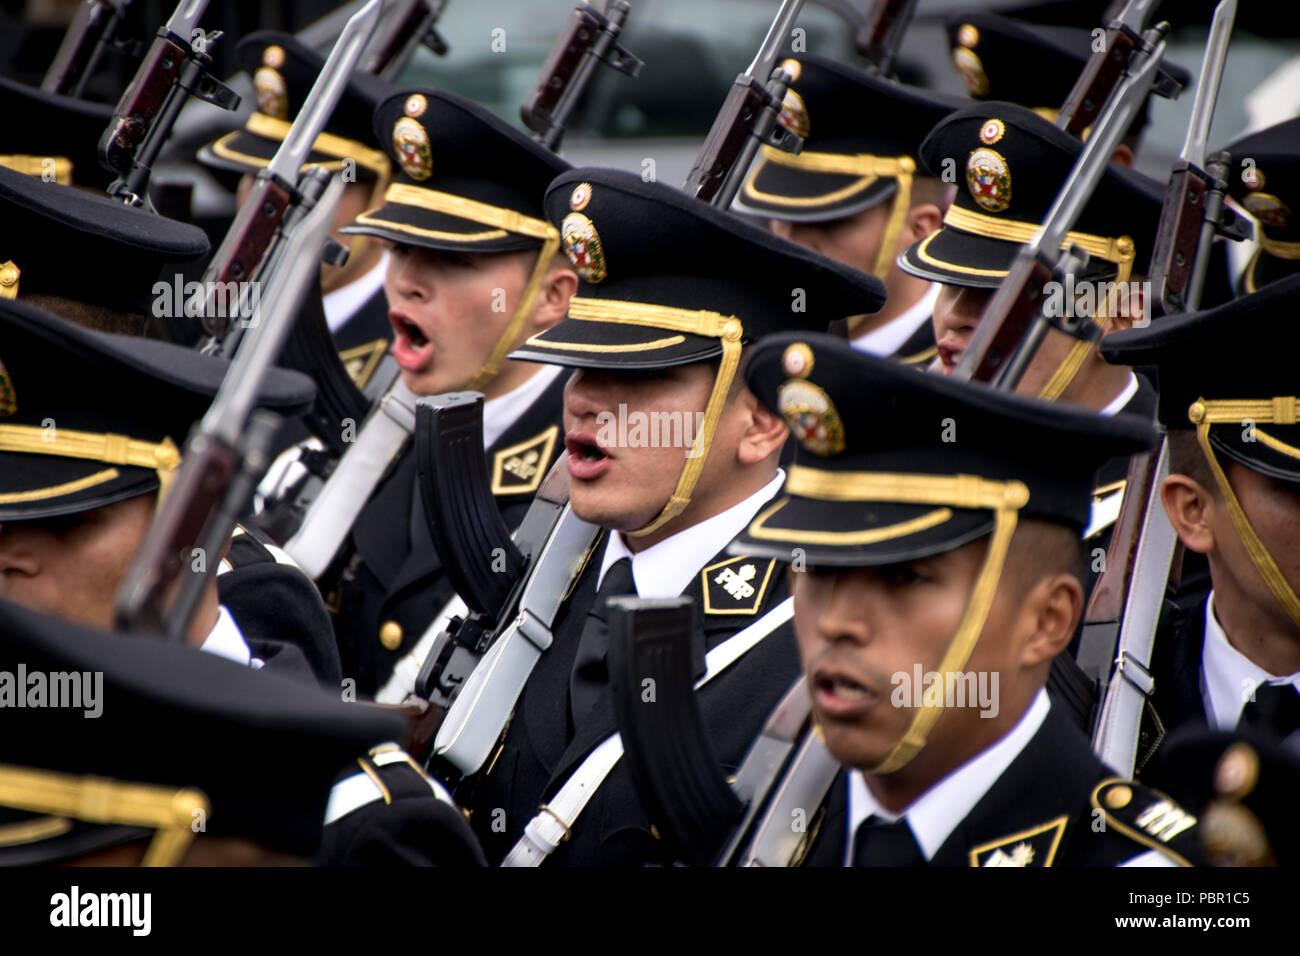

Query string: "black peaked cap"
[[0, 297, 315, 521], [199, 30, 393, 177], [342, 88, 571, 254], [898, 102, 1164, 288], [733, 332, 1155, 566], [734, 54, 965, 222], [0, 163, 209, 312], [510, 168, 886, 370], [1225, 117, 1300, 293], [0, 599, 402, 863], [1100, 273, 1300, 485], [0, 76, 115, 191]]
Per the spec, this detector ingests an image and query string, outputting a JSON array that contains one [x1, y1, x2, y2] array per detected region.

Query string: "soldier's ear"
[[1017, 572, 1083, 668], [734, 387, 789, 466], [1160, 473, 1217, 554], [903, 203, 943, 246], [532, 261, 579, 332]]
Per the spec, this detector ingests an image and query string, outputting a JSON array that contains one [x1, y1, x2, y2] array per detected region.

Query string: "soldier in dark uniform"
[[458, 166, 885, 866], [1099, 275, 1300, 771], [0, 597, 481, 867], [732, 55, 963, 365], [727, 332, 1202, 866], [1224, 116, 1300, 294], [310, 89, 577, 699], [197, 31, 395, 386]]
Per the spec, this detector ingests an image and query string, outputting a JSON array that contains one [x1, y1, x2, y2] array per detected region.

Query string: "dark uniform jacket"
[[890, 316, 938, 368], [332, 288, 393, 393], [217, 526, 342, 689], [325, 373, 568, 695], [797, 704, 1202, 866], [467, 533, 800, 866]]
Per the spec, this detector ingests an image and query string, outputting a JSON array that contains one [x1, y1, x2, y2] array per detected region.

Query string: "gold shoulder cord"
[[783, 466, 1031, 773], [1189, 397, 1300, 629], [561, 297, 745, 537], [0, 763, 208, 866]]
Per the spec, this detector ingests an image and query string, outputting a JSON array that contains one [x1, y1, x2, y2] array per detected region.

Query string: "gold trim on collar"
[[968, 815, 1068, 867], [337, 339, 388, 390], [0, 763, 207, 866], [243, 111, 391, 176], [943, 205, 1135, 268], [0, 154, 72, 185], [747, 498, 954, 545], [786, 465, 1030, 510], [0, 468, 120, 504], [381, 183, 557, 241], [491, 425, 559, 496]]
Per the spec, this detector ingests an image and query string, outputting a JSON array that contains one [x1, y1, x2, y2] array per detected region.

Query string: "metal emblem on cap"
[[778, 379, 845, 456], [1215, 742, 1260, 800], [0, 356, 16, 417], [952, 47, 989, 97], [569, 182, 593, 211], [979, 119, 1005, 145], [966, 147, 1011, 213], [253, 66, 289, 120], [392, 117, 433, 181], [778, 57, 802, 82], [263, 44, 285, 68], [1242, 165, 1264, 191], [1242, 191, 1291, 229], [956, 24, 980, 48], [561, 212, 607, 283], [778, 89, 810, 139], [404, 93, 427, 118], [782, 342, 814, 379]]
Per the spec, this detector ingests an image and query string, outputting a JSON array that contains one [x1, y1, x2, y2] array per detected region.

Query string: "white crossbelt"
[[285, 379, 419, 579], [502, 597, 795, 866]]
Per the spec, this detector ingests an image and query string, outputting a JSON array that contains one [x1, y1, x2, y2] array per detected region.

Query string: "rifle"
[[683, 0, 806, 207], [854, 0, 917, 78], [98, 0, 239, 208], [1084, 0, 1247, 778], [114, 168, 345, 638], [197, 0, 389, 350], [358, 0, 451, 81], [521, 1, 643, 152], [41, 0, 138, 98]]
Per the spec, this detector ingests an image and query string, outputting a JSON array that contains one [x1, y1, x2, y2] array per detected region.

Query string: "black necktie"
[[852, 816, 926, 867], [568, 557, 637, 726], [1239, 682, 1300, 740]]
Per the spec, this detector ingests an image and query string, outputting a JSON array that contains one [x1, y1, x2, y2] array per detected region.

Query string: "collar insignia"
[[491, 426, 559, 497], [968, 816, 1067, 867], [700, 555, 776, 615], [338, 339, 388, 390]]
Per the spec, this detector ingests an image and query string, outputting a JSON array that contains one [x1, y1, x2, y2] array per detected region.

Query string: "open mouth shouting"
[[935, 335, 969, 376], [810, 664, 883, 719], [389, 309, 433, 372], [565, 430, 612, 480]]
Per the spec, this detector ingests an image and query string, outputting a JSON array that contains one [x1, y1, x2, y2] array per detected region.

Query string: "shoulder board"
[[1092, 777, 1199, 867], [700, 555, 778, 616], [491, 425, 559, 497]]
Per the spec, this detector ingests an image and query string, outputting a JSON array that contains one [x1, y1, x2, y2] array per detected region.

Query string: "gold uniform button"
[[1105, 784, 1133, 810], [379, 620, 403, 651]]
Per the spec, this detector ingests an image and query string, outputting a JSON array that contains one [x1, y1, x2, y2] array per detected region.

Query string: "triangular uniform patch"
[[700, 555, 776, 616], [338, 339, 389, 390], [969, 816, 1068, 867], [491, 426, 558, 497]]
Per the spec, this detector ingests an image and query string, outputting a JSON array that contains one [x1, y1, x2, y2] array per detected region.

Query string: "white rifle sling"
[[375, 593, 469, 705], [736, 729, 840, 867], [285, 378, 419, 579], [502, 597, 795, 867], [1091, 439, 1176, 776]]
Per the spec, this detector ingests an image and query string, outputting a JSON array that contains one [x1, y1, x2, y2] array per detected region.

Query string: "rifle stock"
[[359, 0, 450, 80]]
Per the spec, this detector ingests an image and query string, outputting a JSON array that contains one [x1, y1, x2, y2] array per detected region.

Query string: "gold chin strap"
[[939, 207, 1137, 402], [0, 425, 181, 502], [0, 763, 208, 866], [371, 183, 563, 393], [1189, 397, 1300, 630], [783, 466, 1030, 774], [564, 297, 746, 538]]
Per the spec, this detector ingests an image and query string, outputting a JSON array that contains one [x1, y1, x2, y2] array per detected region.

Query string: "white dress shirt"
[[1200, 591, 1300, 729], [597, 470, 786, 597], [1097, 371, 1139, 418], [851, 283, 940, 358], [322, 255, 389, 334], [481, 363, 563, 451]]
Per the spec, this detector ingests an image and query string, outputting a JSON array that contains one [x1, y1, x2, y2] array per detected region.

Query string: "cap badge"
[[560, 212, 607, 283], [404, 93, 427, 118], [392, 116, 433, 181], [0, 355, 17, 418], [262, 44, 285, 69], [1242, 191, 1291, 229], [979, 119, 1005, 145], [778, 88, 810, 139], [781, 342, 814, 379], [966, 147, 1011, 213], [778, 379, 845, 456], [569, 182, 593, 211], [1242, 165, 1264, 191], [956, 24, 980, 48], [952, 46, 989, 97], [778, 57, 802, 82], [253, 65, 289, 120]]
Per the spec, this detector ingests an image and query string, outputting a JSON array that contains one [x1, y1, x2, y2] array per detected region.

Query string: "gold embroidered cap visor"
[[732, 332, 1157, 567], [0, 75, 116, 191], [0, 597, 405, 863], [735, 147, 901, 222], [0, 298, 315, 521]]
